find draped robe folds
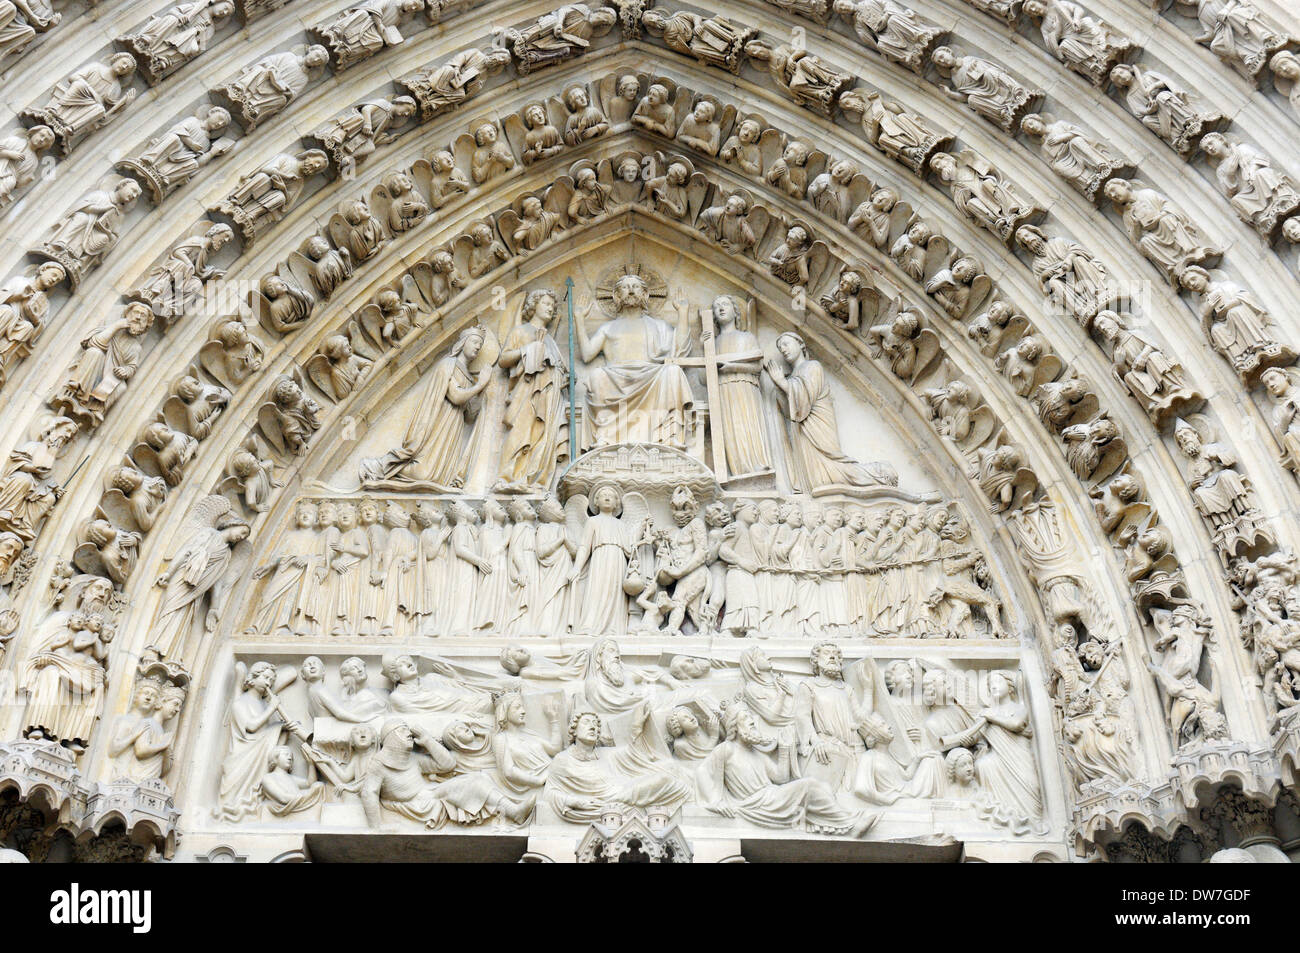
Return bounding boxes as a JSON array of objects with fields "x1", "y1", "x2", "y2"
[
  {"x1": 798, "y1": 679, "x2": 867, "y2": 792},
  {"x1": 1213, "y1": 143, "x2": 1296, "y2": 225},
  {"x1": 698, "y1": 740, "x2": 865, "y2": 833},
  {"x1": 717, "y1": 328, "x2": 772, "y2": 475},
  {"x1": 111, "y1": 714, "x2": 172, "y2": 781},
  {"x1": 359, "y1": 522, "x2": 387, "y2": 629},
  {"x1": 254, "y1": 527, "x2": 317, "y2": 633},
  {"x1": 360, "y1": 354, "x2": 477, "y2": 487},
  {"x1": 545, "y1": 746, "x2": 691, "y2": 822},
  {"x1": 329, "y1": 527, "x2": 366, "y2": 636},
  {"x1": 45, "y1": 191, "x2": 125, "y2": 259},
  {"x1": 444, "y1": 522, "x2": 479, "y2": 634},
  {"x1": 474, "y1": 519, "x2": 511, "y2": 632},
  {"x1": 153, "y1": 526, "x2": 237, "y2": 658},
  {"x1": 371, "y1": 749, "x2": 501, "y2": 827},
  {"x1": 415, "y1": 524, "x2": 450, "y2": 630},
  {"x1": 216, "y1": 690, "x2": 284, "y2": 821},
  {"x1": 1188, "y1": 452, "x2": 1251, "y2": 526},
  {"x1": 384, "y1": 525, "x2": 418, "y2": 638},
  {"x1": 499, "y1": 323, "x2": 568, "y2": 488},
  {"x1": 136, "y1": 117, "x2": 213, "y2": 185},
  {"x1": 24, "y1": 629, "x2": 106, "y2": 743},
  {"x1": 260, "y1": 766, "x2": 325, "y2": 817},
  {"x1": 903, "y1": 702, "x2": 970, "y2": 797},
  {"x1": 572, "y1": 513, "x2": 629, "y2": 636},
  {"x1": 301, "y1": 524, "x2": 339, "y2": 630},
  {"x1": 533, "y1": 521, "x2": 572, "y2": 634},
  {"x1": 780, "y1": 356, "x2": 891, "y2": 491},
  {"x1": 506, "y1": 521, "x2": 539, "y2": 635},
  {"x1": 740, "y1": 656, "x2": 800, "y2": 774},
  {"x1": 973, "y1": 703, "x2": 1043, "y2": 827},
  {"x1": 1203, "y1": 281, "x2": 1277, "y2": 365},
  {"x1": 0, "y1": 441, "x2": 57, "y2": 540},
  {"x1": 494, "y1": 727, "x2": 556, "y2": 796},
  {"x1": 387, "y1": 672, "x2": 494, "y2": 737},
  {"x1": 581, "y1": 642, "x2": 647, "y2": 713},
  {"x1": 721, "y1": 521, "x2": 760, "y2": 632},
  {"x1": 1123, "y1": 190, "x2": 1212, "y2": 275},
  {"x1": 581, "y1": 314, "x2": 694, "y2": 449},
  {"x1": 65, "y1": 324, "x2": 142, "y2": 414},
  {"x1": 952, "y1": 58, "x2": 1019, "y2": 120}
]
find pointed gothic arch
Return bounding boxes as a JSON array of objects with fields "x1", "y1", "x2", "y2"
[{"x1": 1, "y1": 0, "x2": 1298, "y2": 863}]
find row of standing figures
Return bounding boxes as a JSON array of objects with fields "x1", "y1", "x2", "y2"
[{"x1": 249, "y1": 492, "x2": 1006, "y2": 641}]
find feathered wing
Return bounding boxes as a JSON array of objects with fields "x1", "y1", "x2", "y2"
[{"x1": 563, "y1": 494, "x2": 589, "y2": 553}]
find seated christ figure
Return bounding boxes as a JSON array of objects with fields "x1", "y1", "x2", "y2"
[{"x1": 573, "y1": 274, "x2": 694, "y2": 449}]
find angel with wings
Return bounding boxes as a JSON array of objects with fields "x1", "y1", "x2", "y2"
[
  {"x1": 567, "y1": 485, "x2": 650, "y2": 637},
  {"x1": 151, "y1": 495, "x2": 250, "y2": 661}
]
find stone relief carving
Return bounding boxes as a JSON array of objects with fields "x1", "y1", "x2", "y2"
[
  {"x1": 0, "y1": 262, "x2": 63, "y2": 390},
  {"x1": 213, "y1": 45, "x2": 329, "y2": 132},
  {"x1": 1020, "y1": 113, "x2": 1132, "y2": 204},
  {"x1": 312, "y1": 97, "x2": 418, "y2": 169},
  {"x1": 931, "y1": 46, "x2": 1043, "y2": 132},
  {"x1": 312, "y1": 0, "x2": 424, "y2": 71},
  {"x1": 244, "y1": 490, "x2": 1004, "y2": 641},
  {"x1": 127, "y1": 224, "x2": 234, "y2": 327},
  {"x1": 33, "y1": 177, "x2": 142, "y2": 290},
  {"x1": 1177, "y1": 266, "x2": 1296, "y2": 385},
  {"x1": 745, "y1": 41, "x2": 852, "y2": 116},
  {"x1": 929, "y1": 151, "x2": 1042, "y2": 243},
  {"x1": 1093, "y1": 311, "x2": 1203, "y2": 428},
  {"x1": 840, "y1": 89, "x2": 952, "y2": 174},
  {"x1": 118, "y1": 106, "x2": 236, "y2": 203},
  {"x1": 207, "y1": 649, "x2": 1042, "y2": 837},
  {"x1": 151, "y1": 495, "x2": 249, "y2": 663},
  {"x1": 212, "y1": 150, "x2": 329, "y2": 244},
  {"x1": 497, "y1": 5, "x2": 617, "y2": 75},
  {"x1": 399, "y1": 46, "x2": 512, "y2": 121},
  {"x1": 641, "y1": 8, "x2": 755, "y2": 74},
  {"x1": 0, "y1": 125, "x2": 55, "y2": 213},
  {"x1": 22, "y1": 574, "x2": 117, "y2": 753},
  {"x1": 833, "y1": 0, "x2": 944, "y2": 74},
  {"x1": 1198, "y1": 134, "x2": 1300, "y2": 241},
  {"x1": 1174, "y1": 415, "x2": 1271, "y2": 560},
  {"x1": 22, "y1": 53, "x2": 138, "y2": 156},
  {"x1": 1022, "y1": 0, "x2": 1132, "y2": 86},
  {"x1": 50, "y1": 303, "x2": 154, "y2": 428},
  {"x1": 1109, "y1": 62, "x2": 1225, "y2": 156},
  {"x1": 0, "y1": 26, "x2": 1289, "y2": 858},
  {"x1": 0, "y1": 0, "x2": 59, "y2": 70},
  {"x1": 119, "y1": 0, "x2": 235, "y2": 84},
  {"x1": 1104, "y1": 178, "x2": 1222, "y2": 285},
  {"x1": 1261, "y1": 368, "x2": 1300, "y2": 476},
  {"x1": 108, "y1": 654, "x2": 189, "y2": 781},
  {"x1": 1191, "y1": 0, "x2": 1288, "y2": 83}
]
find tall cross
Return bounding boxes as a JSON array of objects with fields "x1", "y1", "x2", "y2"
[{"x1": 669, "y1": 305, "x2": 764, "y2": 484}]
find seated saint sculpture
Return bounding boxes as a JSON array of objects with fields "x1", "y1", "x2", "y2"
[
  {"x1": 544, "y1": 710, "x2": 691, "y2": 822},
  {"x1": 764, "y1": 331, "x2": 897, "y2": 492},
  {"x1": 698, "y1": 703, "x2": 878, "y2": 836},
  {"x1": 361, "y1": 718, "x2": 530, "y2": 828},
  {"x1": 573, "y1": 275, "x2": 694, "y2": 449}
]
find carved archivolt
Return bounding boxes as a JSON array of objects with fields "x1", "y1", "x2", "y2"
[{"x1": 0, "y1": 0, "x2": 1297, "y2": 861}]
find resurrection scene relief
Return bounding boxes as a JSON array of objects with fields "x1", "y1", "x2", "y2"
[{"x1": 3, "y1": 0, "x2": 1298, "y2": 864}]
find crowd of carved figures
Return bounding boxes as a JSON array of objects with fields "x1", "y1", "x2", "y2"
[
  {"x1": 209, "y1": 647, "x2": 1044, "y2": 837},
  {"x1": 0, "y1": 0, "x2": 1299, "y2": 859},
  {"x1": 0, "y1": 50, "x2": 1282, "y2": 796},
  {"x1": 244, "y1": 493, "x2": 1005, "y2": 642}
]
